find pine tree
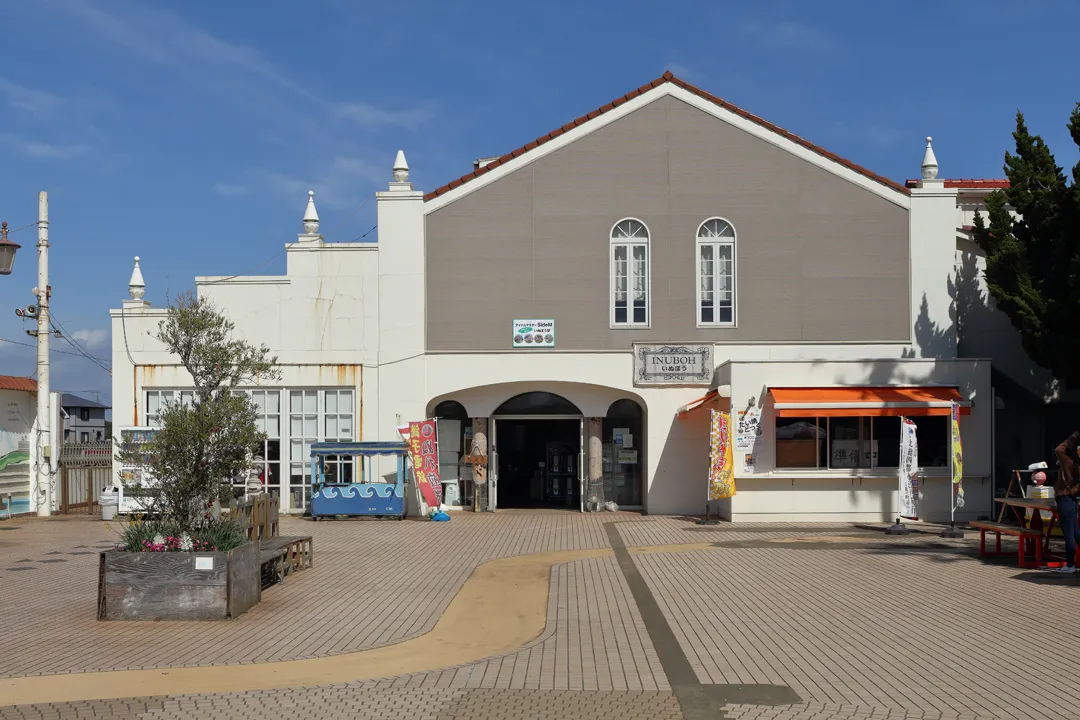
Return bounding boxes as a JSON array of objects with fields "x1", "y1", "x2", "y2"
[{"x1": 972, "y1": 103, "x2": 1080, "y2": 385}]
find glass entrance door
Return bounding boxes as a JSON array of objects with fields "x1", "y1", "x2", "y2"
[
  {"x1": 578, "y1": 418, "x2": 585, "y2": 512},
  {"x1": 488, "y1": 419, "x2": 498, "y2": 512}
]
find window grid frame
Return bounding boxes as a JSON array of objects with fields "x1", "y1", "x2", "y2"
[
  {"x1": 774, "y1": 415, "x2": 950, "y2": 471},
  {"x1": 609, "y1": 218, "x2": 652, "y2": 329},
  {"x1": 696, "y1": 217, "x2": 737, "y2": 328},
  {"x1": 144, "y1": 387, "x2": 356, "y2": 514}
]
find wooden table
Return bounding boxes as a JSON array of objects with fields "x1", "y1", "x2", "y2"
[{"x1": 982, "y1": 497, "x2": 1071, "y2": 568}]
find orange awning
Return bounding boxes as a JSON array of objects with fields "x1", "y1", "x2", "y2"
[
  {"x1": 676, "y1": 390, "x2": 730, "y2": 419},
  {"x1": 770, "y1": 387, "x2": 970, "y2": 418}
]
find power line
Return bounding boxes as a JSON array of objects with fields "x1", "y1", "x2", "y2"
[
  {"x1": 325, "y1": 193, "x2": 373, "y2": 235},
  {"x1": 196, "y1": 249, "x2": 288, "y2": 286},
  {"x1": 49, "y1": 314, "x2": 111, "y2": 365},
  {"x1": 0, "y1": 336, "x2": 110, "y2": 364},
  {"x1": 4, "y1": 221, "x2": 37, "y2": 235},
  {"x1": 49, "y1": 318, "x2": 112, "y2": 374}
]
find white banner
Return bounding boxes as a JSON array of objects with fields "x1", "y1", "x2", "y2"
[
  {"x1": 736, "y1": 405, "x2": 763, "y2": 473},
  {"x1": 898, "y1": 417, "x2": 919, "y2": 519}
]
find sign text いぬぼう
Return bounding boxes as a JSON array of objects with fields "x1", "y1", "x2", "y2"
[{"x1": 633, "y1": 344, "x2": 713, "y2": 386}]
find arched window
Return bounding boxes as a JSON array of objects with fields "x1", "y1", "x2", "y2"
[
  {"x1": 432, "y1": 400, "x2": 469, "y2": 421},
  {"x1": 610, "y1": 219, "x2": 650, "y2": 326},
  {"x1": 493, "y1": 392, "x2": 582, "y2": 416},
  {"x1": 697, "y1": 218, "x2": 736, "y2": 326}
]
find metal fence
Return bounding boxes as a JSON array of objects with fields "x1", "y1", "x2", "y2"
[{"x1": 58, "y1": 442, "x2": 113, "y2": 515}]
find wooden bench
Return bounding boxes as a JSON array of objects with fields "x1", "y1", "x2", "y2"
[
  {"x1": 970, "y1": 520, "x2": 1045, "y2": 568},
  {"x1": 232, "y1": 495, "x2": 313, "y2": 588},
  {"x1": 257, "y1": 535, "x2": 313, "y2": 588}
]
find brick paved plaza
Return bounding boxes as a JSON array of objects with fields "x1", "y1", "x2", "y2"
[{"x1": 0, "y1": 511, "x2": 1077, "y2": 719}]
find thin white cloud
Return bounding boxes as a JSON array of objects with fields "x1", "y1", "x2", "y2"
[
  {"x1": 0, "y1": 133, "x2": 91, "y2": 159},
  {"x1": 71, "y1": 328, "x2": 109, "y2": 349},
  {"x1": 260, "y1": 155, "x2": 383, "y2": 210},
  {"x1": 666, "y1": 64, "x2": 700, "y2": 82},
  {"x1": 857, "y1": 124, "x2": 906, "y2": 150},
  {"x1": 44, "y1": 0, "x2": 429, "y2": 130},
  {"x1": 739, "y1": 19, "x2": 838, "y2": 53},
  {"x1": 337, "y1": 103, "x2": 433, "y2": 130},
  {"x1": 0, "y1": 77, "x2": 63, "y2": 117},
  {"x1": 213, "y1": 182, "x2": 252, "y2": 198},
  {"x1": 829, "y1": 122, "x2": 907, "y2": 151}
]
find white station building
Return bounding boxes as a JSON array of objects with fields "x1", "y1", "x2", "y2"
[{"x1": 112, "y1": 72, "x2": 1051, "y2": 522}]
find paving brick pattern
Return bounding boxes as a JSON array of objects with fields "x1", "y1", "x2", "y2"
[
  {"x1": 0, "y1": 512, "x2": 613, "y2": 677},
  {"x1": 634, "y1": 541, "x2": 1080, "y2": 720},
  {"x1": 3, "y1": 513, "x2": 1079, "y2": 719}
]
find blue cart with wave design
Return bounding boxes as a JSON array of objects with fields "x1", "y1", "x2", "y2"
[{"x1": 309, "y1": 441, "x2": 409, "y2": 520}]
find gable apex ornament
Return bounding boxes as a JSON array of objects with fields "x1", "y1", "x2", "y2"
[
  {"x1": 921, "y1": 136, "x2": 939, "y2": 180},
  {"x1": 128, "y1": 256, "x2": 146, "y2": 300},
  {"x1": 303, "y1": 190, "x2": 320, "y2": 234},
  {"x1": 393, "y1": 150, "x2": 409, "y2": 183}
]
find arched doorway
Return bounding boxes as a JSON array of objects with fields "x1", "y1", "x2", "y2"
[
  {"x1": 431, "y1": 401, "x2": 471, "y2": 509},
  {"x1": 492, "y1": 392, "x2": 583, "y2": 510},
  {"x1": 494, "y1": 392, "x2": 582, "y2": 416},
  {"x1": 603, "y1": 399, "x2": 645, "y2": 507}
]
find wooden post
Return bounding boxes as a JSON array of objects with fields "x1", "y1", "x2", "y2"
[
  {"x1": 471, "y1": 417, "x2": 488, "y2": 512},
  {"x1": 60, "y1": 466, "x2": 69, "y2": 514},
  {"x1": 588, "y1": 417, "x2": 603, "y2": 510}
]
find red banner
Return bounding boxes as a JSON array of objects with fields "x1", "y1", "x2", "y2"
[{"x1": 405, "y1": 420, "x2": 443, "y2": 508}]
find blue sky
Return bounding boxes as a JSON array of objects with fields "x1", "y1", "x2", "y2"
[{"x1": 1, "y1": 0, "x2": 1078, "y2": 407}]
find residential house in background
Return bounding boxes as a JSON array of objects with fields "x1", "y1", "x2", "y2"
[
  {"x1": 61, "y1": 394, "x2": 110, "y2": 443},
  {"x1": 0, "y1": 376, "x2": 36, "y2": 517}
]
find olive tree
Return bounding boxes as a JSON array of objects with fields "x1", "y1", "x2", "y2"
[{"x1": 118, "y1": 292, "x2": 278, "y2": 531}]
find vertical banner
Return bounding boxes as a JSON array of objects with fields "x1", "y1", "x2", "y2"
[
  {"x1": 735, "y1": 405, "x2": 762, "y2": 474},
  {"x1": 898, "y1": 417, "x2": 919, "y2": 520},
  {"x1": 950, "y1": 404, "x2": 965, "y2": 508},
  {"x1": 405, "y1": 419, "x2": 443, "y2": 508},
  {"x1": 708, "y1": 409, "x2": 736, "y2": 500}
]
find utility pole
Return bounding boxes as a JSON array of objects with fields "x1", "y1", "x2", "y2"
[{"x1": 35, "y1": 191, "x2": 51, "y2": 517}]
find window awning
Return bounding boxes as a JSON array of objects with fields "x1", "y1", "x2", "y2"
[
  {"x1": 769, "y1": 386, "x2": 970, "y2": 418},
  {"x1": 676, "y1": 387, "x2": 731, "y2": 419}
]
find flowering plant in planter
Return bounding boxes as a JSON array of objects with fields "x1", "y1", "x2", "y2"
[
  {"x1": 142, "y1": 533, "x2": 217, "y2": 552},
  {"x1": 116, "y1": 514, "x2": 248, "y2": 552}
]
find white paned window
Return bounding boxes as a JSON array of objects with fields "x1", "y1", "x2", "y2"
[
  {"x1": 232, "y1": 390, "x2": 282, "y2": 498},
  {"x1": 697, "y1": 218, "x2": 736, "y2": 326},
  {"x1": 289, "y1": 389, "x2": 355, "y2": 511},
  {"x1": 610, "y1": 219, "x2": 650, "y2": 326},
  {"x1": 144, "y1": 390, "x2": 193, "y2": 427}
]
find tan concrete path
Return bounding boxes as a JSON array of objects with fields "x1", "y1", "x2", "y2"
[{"x1": 0, "y1": 547, "x2": 616, "y2": 706}]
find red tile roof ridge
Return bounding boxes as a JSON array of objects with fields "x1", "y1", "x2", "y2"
[{"x1": 424, "y1": 71, "x2": 910, "y2": 202}]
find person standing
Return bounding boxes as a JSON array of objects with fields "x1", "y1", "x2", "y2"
[{"x1": 1054, "y1": 431, "x2": 1080, "y2": 573}]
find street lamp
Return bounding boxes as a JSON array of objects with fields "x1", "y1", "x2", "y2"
[{"x1": 0, "y1": 222, "x2": 20, "y2": 275}]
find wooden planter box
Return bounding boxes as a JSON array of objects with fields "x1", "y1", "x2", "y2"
[{"x1": 98, "y1": 543, "x2": 260, "y2": 621}]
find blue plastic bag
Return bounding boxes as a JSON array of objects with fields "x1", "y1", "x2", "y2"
[{"x1": 431, "y1": 510, "x2": 451, "y2": 522}]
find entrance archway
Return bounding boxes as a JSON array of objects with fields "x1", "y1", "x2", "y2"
[
  {"x1": 493, "y1": 392, "x2": 582, "y2": 416},
  {"x1": 492, "y1": 392, "x2": 583, "y2": 510}
]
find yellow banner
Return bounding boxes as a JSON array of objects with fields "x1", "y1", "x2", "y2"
[
  {"x1": 708, "y1": 409, "x2": 736, "y2": 500},
  {"x1": 951, "y1": 403, "x2": 964, "y2": 508}
]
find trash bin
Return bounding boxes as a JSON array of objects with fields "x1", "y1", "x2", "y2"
[{"x1": 99, "y1": 487, "x2": 119, "y2": 521}]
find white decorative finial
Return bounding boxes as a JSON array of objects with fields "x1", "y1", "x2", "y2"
[
  {"x1": 303, "y1": 190, "x2": 320, "y2": 234},
  {"x1": 128, "y1": 256, "x2": 145, "y2": 300},
  {"x1": 921, "y1": 136, "x2": 939, "y2": 180},
  {"x1": 393, "y1": 150, "x2": 409, "y2": 183}
]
